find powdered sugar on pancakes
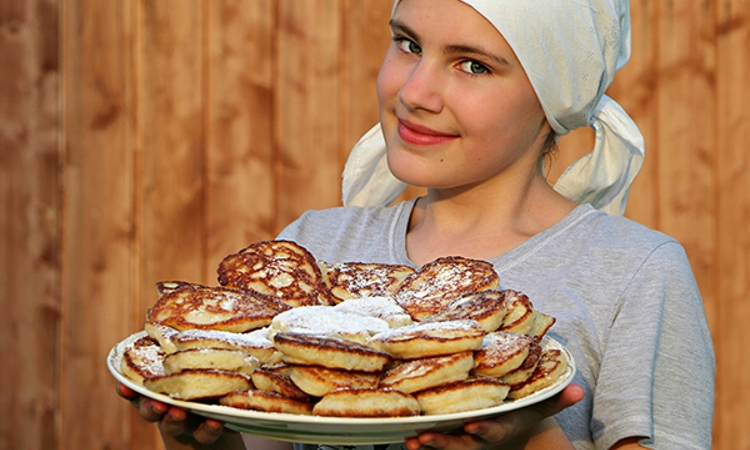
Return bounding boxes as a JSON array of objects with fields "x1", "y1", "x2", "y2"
[
  {"x1": 332, "y1": 296, "x2": 414, "y2": 328},
  {"x1": 368, "y1": 319, "x2": 486, "y2": 359},
  {"x1": 395, "y1": 256, "x2": 500, "y2": 321},
  {"x1": 270, "y1": 305, "x2": 391, "y2": 343}
]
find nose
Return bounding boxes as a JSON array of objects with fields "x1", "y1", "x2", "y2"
[{"x1": 398, "y1": 60, "x2": 444, "y2": 113}]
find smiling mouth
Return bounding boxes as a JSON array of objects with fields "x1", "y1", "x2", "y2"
[{"x1": 397, "y1": 119, "x2": 459, "y2": 146}]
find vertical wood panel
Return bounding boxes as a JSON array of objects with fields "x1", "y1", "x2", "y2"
[
  {"x1": 275, "y1": 0, "x2": 344, "y2": 228},
  {"x1": 656, "y1": 0, "x2": 718, "y2": 322},
  {"x1": 714, "y1": 0, "x2": 750, "y2": 447},
  {"x1": 4, "y1": 1, "x2": 750, "y2": 449},
  {"x1": 138, "y1": 0, "x2": 206, "y2": 292},
  {"x1": 205, "y1": 0, "x2": 277, "y2": 272},
  {"x1": 339, "y1": 0, "x2": 391, "y2": 153},
  {"x1": 60, "y1": 0, "x2": 139, "y2": 448},
  {"x1": 612, "y1": 0, "x2": 659, "y2": 227},
  {"x1": 0, "y1": 0, "x2": 61, "y2": 449}
]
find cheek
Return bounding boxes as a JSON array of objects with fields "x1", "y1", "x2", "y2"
[
  {"x1": 468, "y1": 94, "x2": 546, "y2": 147},
  {"x1": 376, "y1": 49, "x2": 410, "y2": 108},
  {"x1": 376, "y1": 63, "x2": 396, "y2": 108}
]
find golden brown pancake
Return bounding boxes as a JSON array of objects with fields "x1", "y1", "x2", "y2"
[
  {"x1": 332, "y1": 296, "x2": 414, "y2": 328},
  {"x1": 501, "y1": 339, "x2": 543, "y2": 387},
  {"x1": 380, "y1": 351, "x2": 475, "y2": 394},
  {"x1": 368, "y1": 319, "x2": 486, "y2": 359},
  {"x1": 250, "y1": 368, "x2": 311, "y2": 401},
  {"x1": 395, "y1": 256, "x2": 500, "y2": 321},
  {"x1": 507, "y1": 348, "x2": 568, "y2": 399},
  {"x1": 217, "y1": 240, "x2": 332, "y2": 308},
  {"x1": 527, "y1": 310, "x2": 556, "y2": 338},
  {"x1": 289, "y1": 365, "x2": 379, "y2": 397},
  {"x1": 320, "y1": 261, "x2": 415, "y2": 302},
  {"x1": 499, "y1": 290, "x2": 535, "y2": 335},
  {"x1": 167, "y1": 327, "x2": 281, "y2": 365},
  {"x1": 162, "y1": 347, "x2": 260, "y2": 375},
  {"x1": 269, "y1": 305, "x2": 390, "y2": 344},
  {"x1": 120, "y1": 336, "x2": 166, "y2": 384},
  {"x1": 273, "y1": 332, "x2": 391, "y2": 373},
  {"x1": 220, "y1": 390, "x2": 314, "y2": 415},
  {"x1": 144, "y1": 369, "x2": 253, "y2": 400},
  {"x1": 415, "y1": 376, "x2": 510, "y2": 415},
  {"x1": 313, "y1": 388, "x2": 421, "y2": 417},
  {"x1": 472, "y1": 331, "x2": 536, "y2": 378},
  {"x1": 422, "y1": 290, "x2": 507, "y2": 332},
  {"x1": 146, "y1": 282, "x2": 288, "y2": 333}
]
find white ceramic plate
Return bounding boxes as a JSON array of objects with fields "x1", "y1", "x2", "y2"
[{"x1": 108, "y1": 331, "x2": 576, "y2": 445}]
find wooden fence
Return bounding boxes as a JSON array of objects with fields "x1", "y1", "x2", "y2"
[{"x1": 1, "y1": 0, "x2": 748, "y2": 448}]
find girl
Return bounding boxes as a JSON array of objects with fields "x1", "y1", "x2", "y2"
[{"x1": 119, "y1": 0, "x2": 714, "y2": 448}]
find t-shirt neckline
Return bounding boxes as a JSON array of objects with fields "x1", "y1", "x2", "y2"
[{"x1": 391, "y1": 199, "x2": 598, "y2": 268}]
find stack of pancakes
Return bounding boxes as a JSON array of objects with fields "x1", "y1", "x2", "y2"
[{"x1": 120, "y1": 240, "x2": 568, "y2": 417}]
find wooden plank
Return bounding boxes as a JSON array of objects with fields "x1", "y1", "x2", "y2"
[
  {"x1": 138, "y1": 0, "x2": 206, "y2": 291},
  {"x1": 611, "y1": 0, "x2": 659, "y2": 227},
  {"x1": 0, "y1": 0, "x2": 61, "y2": 449},
  {"x1": 714, "y1": 1, "x2": 750, "y2": 448},
  {"x1": 59, "y1": 0, "x2": 144, "y2": 448},
  {"x1": 205, "y1": 0, "x2": 276, "y2": 271},
  {"x1": 339, "y1": 0, "x2": 391, "y2": 154},
  {"x1": 274, "y1": 0, "x2": 344, "y2": 229},
  {"x1": 655, "y1": 0, "x2": 717, "y2": 312},
  {"x1": 656, "y1": 3, "x2": 719, "y2": 445},
  {"x1": 128, "y1": 1, "x2": 208, "y2": 446}
]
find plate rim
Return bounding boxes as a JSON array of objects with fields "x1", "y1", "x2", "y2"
[{"x1": 108, "y1": 330, "x2": 576, "y2": 444}]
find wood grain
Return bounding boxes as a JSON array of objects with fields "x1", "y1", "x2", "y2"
[
  {"x1": 0, "y1": 0, "x2": 61, "y2": 449},
  {"x1": 714, "y1": 0, "x2": 750, "y2": 447},
  {"x1": 274, "y1": 0, "x2": 344, "y2": 228},
  {"x1": 205, "y1": 0, "x2": 277, "y2": 276},
  {"x1": 3, "y1": 1, "x2": 750, "y2": 449},
  {"x1": 60, "y1": 0, "x2": 143, "y2": 448}
]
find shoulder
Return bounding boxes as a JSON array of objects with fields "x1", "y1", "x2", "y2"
[
  {"x1": 573, "y1": 206, "x2": 687, "y2": 266},
  {"x1": 503, "y1": 206, "x2": 697, "y2": 310},
  {"x1": 275, "y1": 201, "x2": 413, "y2": 263},
  {"x1": 279, "y1": 202, "x2": 407, "y2": 239}
]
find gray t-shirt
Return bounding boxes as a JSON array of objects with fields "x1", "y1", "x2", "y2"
[{"x1": 278, "y1": 201, "x2": 714, "y2": 450}]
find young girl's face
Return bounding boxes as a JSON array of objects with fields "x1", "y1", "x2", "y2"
[{"x1": 377, "y1": 0, "x2": 550, "y2": 193}]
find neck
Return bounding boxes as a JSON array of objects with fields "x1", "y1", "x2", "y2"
[{"x1": 406, "y1": 173, "x2": 577, "y2": 265}]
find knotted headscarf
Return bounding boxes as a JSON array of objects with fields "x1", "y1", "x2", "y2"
[{"x1": 342, "y1": 0, "x2": 644, "y2": 216}]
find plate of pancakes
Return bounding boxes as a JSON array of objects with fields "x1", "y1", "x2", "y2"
[
  {"x1": 107, "y1": 240, "x2": 577, "y2": 445},
  {"x1": 108, "y1": 331, "x2": 575, "y2": 445}
]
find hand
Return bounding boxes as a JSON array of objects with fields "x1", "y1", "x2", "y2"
[
  {"x1": 404, "y1": 384, "x2": 584, "y2": 450},
  {"x1": 116, "y1": 383, "x2": 227, "y2": 445}
]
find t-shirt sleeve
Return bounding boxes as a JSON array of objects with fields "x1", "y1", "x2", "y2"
[{"x1": 592, "y1": 241, "x2": 715, "y2": 450}]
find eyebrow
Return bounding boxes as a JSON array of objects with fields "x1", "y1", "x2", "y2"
[{"x1": 389, "y1": 19, "x2": 511, "y2": 67}]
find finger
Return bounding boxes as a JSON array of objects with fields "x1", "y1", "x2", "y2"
[
  {"x1": 192, "y1": 419, "x2": 225, "y2": 445},
  {"x1": 159, "y1": 406, "x2": 189, "y2": 436},
  {"x1": 116, "y1": 383, "x2": 137, "y2": 399},
  {"x1": 406, "y1": 432, "x2": 483, "y2": 450},
  {"x1": 521, "y1": 384, "x2": 584, "y2": 419},
  {"x1": 116, "y1": 384, "x2": 143, "y2": 410},
  {"x1": 463, "y1": 384, "x2": 584, "y2": 443},
  {"x1": 139, "y1": 397, "x2": 169, "y2": 423},
  {"x1": 558, "y1": 384, "x2": 585, "y2": 407}
]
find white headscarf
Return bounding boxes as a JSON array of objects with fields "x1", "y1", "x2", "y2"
[{"x1": 342, "y1": 0, "x2": 645, "y2": 216}]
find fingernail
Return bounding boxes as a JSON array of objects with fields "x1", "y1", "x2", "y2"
[
  {"x1": 206, "y1": 421, "x2": 222, "y2": 432},
  {"x1": 151, "y1": 402, "x2": 167, "y2": 414}
]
